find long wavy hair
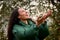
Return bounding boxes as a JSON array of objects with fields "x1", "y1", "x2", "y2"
[{"x1": 7, "y1": 8, "x2": 20, "y2": 40}]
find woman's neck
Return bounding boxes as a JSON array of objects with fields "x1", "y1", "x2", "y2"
[{"x1": 20, "y1": 19, "x2": 28, "y2": 24}]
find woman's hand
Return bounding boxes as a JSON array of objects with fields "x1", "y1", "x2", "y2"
[
  {"x1": 43, "y1": 10, "x2": 52, "y2": 19},
  {"x1": 36, "y1": 10, "x2": 52, "y2": 26}
]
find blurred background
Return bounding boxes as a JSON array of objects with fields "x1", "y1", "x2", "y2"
[{"x1": 0, "y1": 0, "x2": 60, "y2": 40}]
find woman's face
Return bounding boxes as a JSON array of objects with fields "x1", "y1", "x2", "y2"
[{"x1": 18, "y1": 8, "x2": 30, "y2": 20}]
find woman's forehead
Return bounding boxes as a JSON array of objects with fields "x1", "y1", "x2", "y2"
[{"x1": 18, "y1": 8, "x2": 25, "y2": 12}]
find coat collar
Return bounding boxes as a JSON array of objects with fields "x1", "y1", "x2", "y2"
[{"x1": 19, "y1": 19, "x2": 34, "y2": 26}]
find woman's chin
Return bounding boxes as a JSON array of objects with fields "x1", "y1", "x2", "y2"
[{"x1": 26, "y1": 17, "x2": 31, "y2": 19}]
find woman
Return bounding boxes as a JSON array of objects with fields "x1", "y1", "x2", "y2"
[{"x1": 7, "y1": 8, "x2": 52, "y2": 40}]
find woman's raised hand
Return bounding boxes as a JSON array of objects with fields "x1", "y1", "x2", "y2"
[{"x1": 36, "y1": 10, "x2": 53, "y2": 26}]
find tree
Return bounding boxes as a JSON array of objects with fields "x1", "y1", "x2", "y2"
[{"x1": 0, "y1": 0, "x2": 60, "y2": 40}]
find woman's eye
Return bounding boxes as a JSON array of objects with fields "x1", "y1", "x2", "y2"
[{"x1": 22, "y1": 11, "x2": 25, "y2": 12}]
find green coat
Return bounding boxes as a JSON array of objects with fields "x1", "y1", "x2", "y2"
[{"x1": 12, "y1": 19, "x2": 49, "y2": 40}]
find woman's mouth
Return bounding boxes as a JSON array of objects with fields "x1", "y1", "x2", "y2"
[{"x1": 26, "y1": 14, "x2": 29, "y2": 16}]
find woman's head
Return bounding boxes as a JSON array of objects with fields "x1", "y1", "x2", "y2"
[
  {"x1": 8, "y1": 8, "x2": 30, "y2": 40},
  {"x1": 18, "y1": 8, "x2": 30, "y2": 20}
]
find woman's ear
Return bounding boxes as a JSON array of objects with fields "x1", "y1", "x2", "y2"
[{"x1": 18, "y1": 16, "x2": 21, "y2": 19}]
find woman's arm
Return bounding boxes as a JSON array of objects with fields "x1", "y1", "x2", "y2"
[{"x1": 38, "y1": 21, "x2": 49, "y2": 39}]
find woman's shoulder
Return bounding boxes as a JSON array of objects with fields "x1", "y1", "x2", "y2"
[
  {"x1": 13, "y1": 24, "x2": 20, "y2": 27},
  {"x1": 12, "y1": 24, "x2": 25, "y2": 33},
  {"x1": 13, "y1": 24, "x2": 22, "y2": 30}
]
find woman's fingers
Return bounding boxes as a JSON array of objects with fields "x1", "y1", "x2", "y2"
[{"x1": 47, "y1": 10, "x2": 53, "y2": 16}]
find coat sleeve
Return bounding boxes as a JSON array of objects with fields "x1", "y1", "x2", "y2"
[
  {"x1": 12, "y1": 25, "x2": 23, "y2": 40},
  {"x1": 12, "y1": 28, "x2": 20, "y2": 40},
  {"x1": 38, "y1": 21, "x2": 49, "y2": 39}
]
